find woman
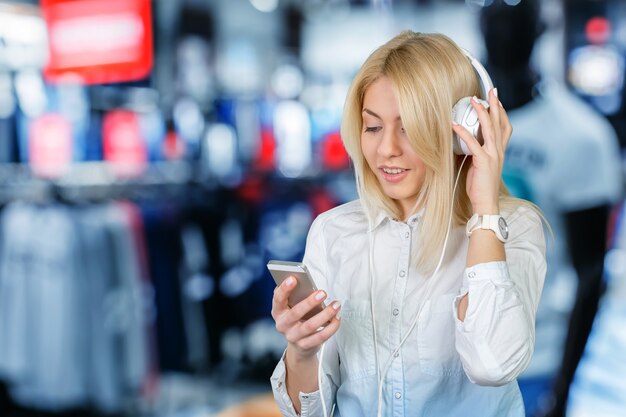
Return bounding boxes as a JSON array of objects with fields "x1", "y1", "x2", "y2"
[{"x1": 270, "y1": 31, "x2": 547, "y2": 417}]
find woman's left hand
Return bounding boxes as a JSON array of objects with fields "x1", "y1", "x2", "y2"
[{"x1": 452, "y1": 88, "x2": 512, "y2": 214}]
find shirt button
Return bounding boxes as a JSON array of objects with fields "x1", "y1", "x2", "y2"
[
  {"x1": 395, "y1": 392, "x2": 402, "y2": 399},
  {"x1": 399, "y1": 270, "x2": 406, "y2": 277},
  {"x1": 468, "y1": 271, "x2": 476, "y2": 278},
  {"x1": 393, "y1": 308, "x2": 399, "y2": 316},
  {"x1": 278, "y1": 381, "x2": 282, "y2": 387},
  {"x1": 404, "y1": 231, "x2": 409, "y2": 238},
  {"x1": 394, "y1": 351, "x2": 399, "y2": 358}
]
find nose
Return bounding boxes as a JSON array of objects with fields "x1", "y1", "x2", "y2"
[{"x1": 377, "y1": 129, "x2": 402, "y2": 158}]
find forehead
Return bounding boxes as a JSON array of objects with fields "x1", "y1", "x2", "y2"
[{"x1": 362, "y1": 76, "x2": 401, "y2": 118}]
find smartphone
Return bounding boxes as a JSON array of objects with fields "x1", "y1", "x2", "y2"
[{"x1": 267, "y1": 260, "x2": 325, "y2": 320}]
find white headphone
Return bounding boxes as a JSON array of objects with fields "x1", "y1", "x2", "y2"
[{"x1": 452, "y1": 48, "x2": 494, "y2": 155}]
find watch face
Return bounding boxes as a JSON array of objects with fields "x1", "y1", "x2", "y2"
[{"x1": 498, "y1": 217, "x2": 509, "y2": 239}]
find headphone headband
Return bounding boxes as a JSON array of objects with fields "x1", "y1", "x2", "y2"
[
  {"x1": 451, "y1": 48, "x2": 495, "y2": 155},
  {"x1": 460, "y1": 48, "x2": 494, "y2": 98}
]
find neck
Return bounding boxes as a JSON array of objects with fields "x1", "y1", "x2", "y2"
[{"x1": 399, "y1": 201, "x2": 424, "y2": 223}]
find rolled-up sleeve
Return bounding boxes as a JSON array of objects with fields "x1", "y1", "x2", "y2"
[
  {"x1": 270, "y1": 214, "x2": 341, "y2": 416},
  {"x1": 270, "y1": 340, "x2": 340, "y2": 417},
  {"x1": 270, "y1": 351, "x2": 296, "y2": 415},
  {"x1": 454, "y1": 206, "x2": 547, "y2": 386}
]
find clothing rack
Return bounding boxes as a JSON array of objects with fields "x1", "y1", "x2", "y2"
[{"x1": 0, "y1": 161, "x2": 196, "y2": 203}]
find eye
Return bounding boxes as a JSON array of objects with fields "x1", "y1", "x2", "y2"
[{"x1": 364, "y1": 126, "x2": 382, "y2": 133}]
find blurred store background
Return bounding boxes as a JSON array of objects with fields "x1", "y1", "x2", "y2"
[{"x1": 0, "y1": 0, "x2": 624, "y2": 416}]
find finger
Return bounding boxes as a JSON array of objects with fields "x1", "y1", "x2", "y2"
[
  {"x1": 470, "y1": 96, "x2": 496, "y2": 151},
  {"x1": 285, "y1": 301, "x2": 340, "y2": 342},
  {"x1": 297, "y1": 317, "x2": 342, "y2": 351},
  {"x1": 297, "y1": 301, "x2": 342, "y2": 338},
  {"x1": 271, "y1": 276, "x2": 297, "y2": 317},
  {"x1": 452, "y1": 122, "x2": 484, "y2": 156},
  {"x1": 287, "y1": 289, "x2": 328, "y2": 323},
  {"x1": 498, "y1": 104, "x2": 513, "y2": 150},
  {"x1": 488, "y1": 88, "x2": 502, "y2": 152}
]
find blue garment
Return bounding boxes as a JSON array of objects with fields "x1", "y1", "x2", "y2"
[
  {"x1": 567, "y1": 203, "x2": 626, "y2": 417},
  {"x1": 0, "y1": 202, "x2": 150, "y2": 413},
  {"x1": 0, "y1": 203, "x2": 88, "y2": 410}
]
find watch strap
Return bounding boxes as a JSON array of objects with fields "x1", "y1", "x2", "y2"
[{"x1": 466, "y1": 213, "x2": 507, "y2": 242}]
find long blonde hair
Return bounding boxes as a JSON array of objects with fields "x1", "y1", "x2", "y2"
[{"x1": 341, "y1": 31, "x2": 526, "y2": 273}]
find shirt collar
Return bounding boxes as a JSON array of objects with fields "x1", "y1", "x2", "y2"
[{"x1": 368, "y1": 206, "x2": 425, "y2": 232}]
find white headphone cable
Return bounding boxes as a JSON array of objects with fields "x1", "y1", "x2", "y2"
[
  {"x1": 323, "y1": 218, "x2": 382, "y2": 417},
  {"x1": 318, "y1": 341, "x2": 329, "y2": 417},
  {"x1": 373, "y1": 155, "x2": 469, "y2": 417},
  {"x1": 369, "y1": 226, "x2": 382, "y2": 383}
]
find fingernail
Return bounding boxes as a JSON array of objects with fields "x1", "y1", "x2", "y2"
[
  {"x1": 452, "y1": 120, "x2": 459, "y2": 126},
  {"x1": 493, "y1": 88, "x2": 498, "y2": 98},
  {"x1": 332, "y1": 301, "x2": 341, "y2": 310},
  {"x1": 471, "y1": 96, "x2": 479, "y2": 104},
  {"x1": 499, "y1": 101, "x2": 504, "y2": 108},
  {"x1": 285, "y1": 276, "x2": 295, "y2": 286},
  {"x1": 315, "y1": 291, "x2": 326, "y2": 301}
]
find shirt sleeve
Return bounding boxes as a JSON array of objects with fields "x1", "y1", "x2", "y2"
[
  {"x1": 453, "y1": 205, "x2": 547, "y2": 386},
  {"x1": 269, "y1": 214, "x2": 341, "y2": 416},
  {"x1": 270, "y1": 339, "x2": 340, "y2": 417}
]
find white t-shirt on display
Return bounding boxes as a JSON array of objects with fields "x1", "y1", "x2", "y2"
[{"x1": 504, "y1": 81, "x2": 623, "y2": 378}]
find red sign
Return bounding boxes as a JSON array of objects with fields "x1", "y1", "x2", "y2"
[
  {"x1": 29, "y1": 113, "x2": 73, "y2": 179},
  {"x1": 254, "y1": 128, "x2": 277, "y2": 171},
  {"x1": 41, "y1": 0, "x2": 153, "y2": 84},
  {"x1": 102, "y1": 110, "x2": 148, "y2": 177},
  {"x1": 586, "y1": 17, "x2": 611, "y2": 45},
  {"x1": 321, "y1": 132, "x2": 349, "y2": 170}
]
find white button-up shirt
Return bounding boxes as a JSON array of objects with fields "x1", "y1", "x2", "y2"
[{"x1": 271, "y1": 200, "x2": 547, "y2": 417}]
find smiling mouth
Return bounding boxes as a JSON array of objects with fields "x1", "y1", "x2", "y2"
[{"x1": 381, "y1": 168, "x2": 407, "y2": 174}]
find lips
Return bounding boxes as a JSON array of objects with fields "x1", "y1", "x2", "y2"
[{"x1": 379, "y1": 166, "x2": 409, "y2": 183}]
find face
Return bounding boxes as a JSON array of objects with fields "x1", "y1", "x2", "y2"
[{"x1": 361, "y1": 76, "x2": 427, "y2": 219}]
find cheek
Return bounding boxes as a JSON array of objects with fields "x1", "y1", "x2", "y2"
[
  {"x1": 403, "y1": 144, "x2": 426, "y2": 170},
  {"x1": 413, "y1": 164, "x2": 427, "y2": 189},
  {"x1": 414, "y1": 158, "x2": 426, "y2": 173}
]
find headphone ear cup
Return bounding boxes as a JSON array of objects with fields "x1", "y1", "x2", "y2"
[{"x1": 451, "y1": 96, "x2": 489, "y2": 155}]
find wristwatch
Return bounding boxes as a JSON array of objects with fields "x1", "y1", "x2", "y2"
[{"x1": 466, "y1": 213, "x2": 509, "y2": 243}]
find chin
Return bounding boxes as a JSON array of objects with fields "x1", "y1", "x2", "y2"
[{"x1": 382, "y1": 188, "x2": 415, "y2": 201}]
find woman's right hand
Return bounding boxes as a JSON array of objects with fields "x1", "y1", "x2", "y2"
[{"x1": 271, "y1": 276, "x2": 342, "y2": 361}]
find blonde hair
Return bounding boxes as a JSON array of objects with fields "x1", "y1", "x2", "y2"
[{"x1": 341, "y1": 31, "x2": 533, "y2": 273}]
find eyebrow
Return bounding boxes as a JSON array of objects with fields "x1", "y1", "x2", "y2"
[{"x1": 362, "y1": 108, "x2": 402, "y2": 121}]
